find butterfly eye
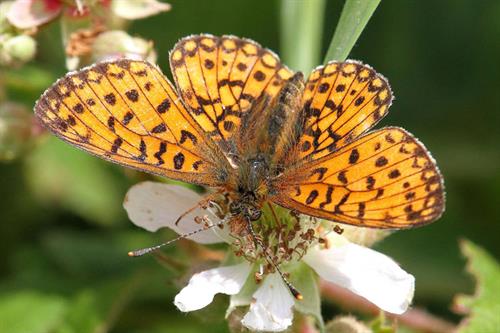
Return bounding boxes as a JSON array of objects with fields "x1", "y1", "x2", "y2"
[
  {"x1": 229, "y1": 201, "x2": 242, "y2": 215},
  {"x1": 247, "y1": 207, "x2": 262, "y2": 221}
]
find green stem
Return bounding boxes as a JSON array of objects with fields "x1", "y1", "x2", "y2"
[
  {"x1": 280, "y1": 0, "x2": 326, "y2": 74},
  {"x1": 323, "y1": 0, "x2": 381, "y2": 62}
]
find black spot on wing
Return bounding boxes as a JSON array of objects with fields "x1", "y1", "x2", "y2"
[
  {"x1": 154, "y1": 142, "x2": 167, "y2": 165},
  {"x1": 104, "y1": 93, "x2": 116, "y2": 105},
  {"x1": 306, "y1": 190, "x2": 319, "y2": 204},
  {"x1": 151, "y1": 123, "x2": 167, "y2": 133},
  {"x1": 125, "y1": 89, "x2": 139, "y2": 102},
  {"x1": 173, "y1": 152, "x2": 185, "y2": 170},
  {"x1": 180, "y1": 130, "x2": 198, "y2": 144},
  {"x1": 111, "y1": 138, "x2": 122, "y2": 153}
]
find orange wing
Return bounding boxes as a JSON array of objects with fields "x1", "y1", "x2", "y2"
[
  {"x1": 272, "y1": 128, "x2": 445, "y2": 228},
  {"x1": 35, "y1": 59, "x2": 229, "y2": 187},
  {"x1": 298, "y1": 61, "x2": 392, "y2": 160},
  {"x1": 169, "y1": 34, "x2": 294, "y2": 149}
]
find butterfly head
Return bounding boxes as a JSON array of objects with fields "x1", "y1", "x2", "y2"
[{"x1": 229, "y1": 196, "x2": 262, "y2": 222}]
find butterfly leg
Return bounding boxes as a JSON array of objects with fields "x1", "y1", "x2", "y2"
[{"x1": 267, "y1": 202, "x2": 282, "y2": 228}]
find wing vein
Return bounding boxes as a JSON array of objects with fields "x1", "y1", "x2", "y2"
[{"x1": 63, "y1": 79, "x2": 138, "y2": 158}]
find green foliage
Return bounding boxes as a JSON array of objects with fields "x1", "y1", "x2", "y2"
[
  {"x1": 0, "y1": 228, "x2": 189, "y2": 333},
  {"x1": 455, "y1": 239, "x2": 500, "y2": 333},
  {"x1": 2, "y1": 65, "x2": 57, "y2": 103},
  {"x1": 25, "y1": 137, "x2": 129, "y2": 226},
  {"x1": 0, "y1": 291, "x2": 67, "y2": 333},
  {"x1": 324, "y1": 0, "x2": 381, "y2": 62},
  {"x1": 280, "y1": 0, "x2": 326, "y2": 74}
]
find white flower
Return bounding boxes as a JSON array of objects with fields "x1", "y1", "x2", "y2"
[
  {"x1": 6, "y1": 0, "x2": 171, "y2": 30},
  {"x1": 303, "y1": 236, "x2": 415, "y2": 315},
  {"x1": 124, "y1": 181, "x2": 227, "y2": 244},
  {"x1": 174, "y1": 262, "x2": 252, "y2": 312},
  {"x1": 241, "y1": 273, "x2": 295, "y2": 332},
  {"x1": 111, "y1": 0, "x2": 171, "y2": 20},
  {"x1": 124, "y1": 181, "x2": 415, "y2": 331}
]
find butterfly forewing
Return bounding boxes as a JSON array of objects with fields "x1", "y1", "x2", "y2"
[
  {"x1": 272, "y1": 127, "x2": 444, "y2": 228},
  {"x1": 169, "y1": 34, "x2": 294, "y2": 148},
  {"x1": 35, "y1": 59, "x2": 226, "y2": 186},
  {"x1": 299, "y1": 61, "x2": 392, "y2": 161}
]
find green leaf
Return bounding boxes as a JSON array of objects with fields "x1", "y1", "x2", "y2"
[
  {"x1": 56, "y1": 289, "x2": 102, "y2": 333},
  {"x1": 40, "y1": 230, "x2": 145, "y2": 278},
  {"x1": 3, "y1": 65, "x2": 57, "y2": 101},
  {"x1": 280, "y1": 0, "x2": 326, "y2": 74},
  {"x1": 324, "y1": 0, "x2": 381, "y2": 62},
  {"x1": 455, "y1": 239, "x2": 500, "y2": 333},
  {"x1": 56, "y1": 276, "x2": 144, "y2": 333},
  {"x1": 0, "y1": 291, "x2": 67, "y2": 333}
]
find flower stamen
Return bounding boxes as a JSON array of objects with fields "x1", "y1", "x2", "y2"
[{"x1": 246, "y1": 216, "x2": 303, "y2": 300}]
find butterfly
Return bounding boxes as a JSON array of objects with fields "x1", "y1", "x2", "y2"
[{"x1": 34, "y1": 33, "x2": 444, "y2": 258}]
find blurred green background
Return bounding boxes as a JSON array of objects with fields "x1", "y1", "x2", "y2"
[{"x1": 1, "y1": 0, "x2": 499, "y2": 332}]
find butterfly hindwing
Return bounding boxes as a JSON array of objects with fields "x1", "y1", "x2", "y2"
[
  {"x1": 169, "y1": 34, "x2": 294, "y2": 149},
  {"x1": 272, "y1": 127, "x2": 445, "y2": 228},
  {"x1": 35, "y1": 59, "x2": 227, "y2": 186}
]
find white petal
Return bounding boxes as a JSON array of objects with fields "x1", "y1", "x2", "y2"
[
  {"x1": 7, "y1": 0, "x2": 62, "y2": 29},
  {"x1": 112, "y1": 0, "x2": 171, "y2": 20},
  {"x1": 305, "y1": 242, "x2": 415, "y2": 314},
  {"x1": 241, "y1": 273, "x2": 295, "y2": 332},
  {"x1": 123, "y1": 181, "x2": 223, "y2": 244},
  {"x1": 174, "y1": 262, "x2": 251, "y2": 312}
]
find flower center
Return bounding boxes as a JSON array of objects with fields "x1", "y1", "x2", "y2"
[{"x1": 210, "y1": 199, "x2": 321, "y2": 268}]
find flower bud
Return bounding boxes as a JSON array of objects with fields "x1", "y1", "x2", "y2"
[
  {"x1": 111, "y1": 0, "x2": 171, "y2": 20},
  {"x1": 325, "y1": 315, "x2": 372, "y2": 333},
  {"x1": 0, "y1": 2, "x2": 14, "y2": 34},
  {"x1": 91, "y1": 30, "x2": 157, "y2": 63},
  {"x1": 336, "y1": 224, "x2": 391, "y2": 247},
  {"x1": 6, "y1": 0, "x2": 62, "y2": 30},
  {"x1": 0, "y1": 34, "x2": 37, "y2": 66}
]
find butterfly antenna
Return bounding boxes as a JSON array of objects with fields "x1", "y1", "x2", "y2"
[
  {"x1": 246, "y1": 219, "x2": 303, "y2": 300},
  {"x1": 128, "y1": 218, "x2": 227, "y2": 257},
  {"x1": 174, "y1": 192, "x2": 224, "y2": 226}
]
